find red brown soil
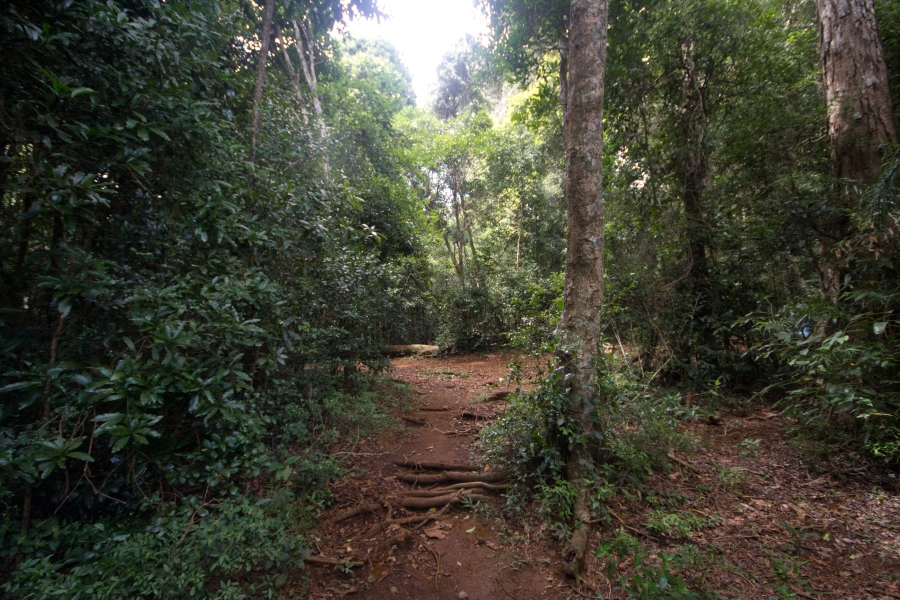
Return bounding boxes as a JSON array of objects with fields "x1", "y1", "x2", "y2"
[{"x1": 298, "y1": 353, "x2": 900, "y2": 600}]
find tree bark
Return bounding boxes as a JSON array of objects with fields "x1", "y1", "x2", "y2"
[
  {"x1": 293, "y1": 18, "x2": 326, "y2": 143},
  {"x1": 556, "y1": 0, "x2": 609, "y2": 579},
  {"x1": 816, "y1": 0, "x2": 896, "y2": 186},
  {"x1": 815, "y1": 0, "x2": 896, "y2": 299},
  {"x1": 250, "y1": 0, "x2": 275, "y2": 156},
  {"x1": 676, "y1": 42, "x2": 713, "y2": 345}
]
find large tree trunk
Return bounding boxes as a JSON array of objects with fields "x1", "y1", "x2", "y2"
[
  {"x1": 817, "y1": 0, "x2": 896, "y2": 185},
  {"x1": 250, "y1": 0, "x2": 275, "y2": 156},
  {"x1": 815, "y1": 0, "x2": 896, "y2": 298},
  {"x1": 556, "y1": 0, "x2": 609, "y2": 579}
]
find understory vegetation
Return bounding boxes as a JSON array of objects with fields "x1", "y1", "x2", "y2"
[{"x1": 2, "y1": 0, "x2": 900, "y2": 597}]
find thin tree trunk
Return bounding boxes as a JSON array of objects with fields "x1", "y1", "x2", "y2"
[
  {"x1": 559, "y1": 35, "x2": 570, "y2": 126},
  {"x1": 250, "y1": 0, "x2": 275, "y2": 156},
  {"x1": 677, "y1": 43, "x2": 713, "y2": 344},
  {"x1": 293, "y1": 18, "x2": 326, "y2": 142},
  {"x1": 556, "y1": 0, "x2": 609, "y2": 579},
  {"x1": 274, "y1": 24, "x2": 310, "y2": 125}
]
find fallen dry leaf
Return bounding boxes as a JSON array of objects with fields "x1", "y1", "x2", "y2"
[{"x1": 424, "y1": 526, "x2": 448, "y2": 539}]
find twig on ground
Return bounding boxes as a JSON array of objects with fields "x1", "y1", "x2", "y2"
[{"x1": 424, "y1": 543, "x2": 441, "y2": 591}]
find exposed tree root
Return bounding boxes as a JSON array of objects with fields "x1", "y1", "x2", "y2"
[
  {"x1": 396, "y1": 470, "x2": 508, "y2": 485},
  {"x1": 331, "y1": 502, "x2": 381, "y2": 524},
  {"x1": 419, "y1": 407, "x2": 450, "y2": 412},
  {"x1": 395, "y1": 492, "x2": 491, "y2": 510},
  {"x1": 375, "y1": 528, "x2": 412, "y2": 555},
  {"x1": 399, "y1": 482, "x2": 508, "y2": 497},
  {"x1": 401, "y1": 416, "x2": 429, "y2": 426},
  {"x1": 362, "y1": 514, "x2": 443, "y2": 539},
  {"x1": 392, "y1": 459, "x2": 479, "y2": 471}
]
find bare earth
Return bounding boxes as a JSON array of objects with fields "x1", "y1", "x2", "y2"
[{"x1": 297, "y1": 353, "x2": 900, "y2": 600}]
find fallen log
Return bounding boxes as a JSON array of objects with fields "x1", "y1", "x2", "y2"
[
  {"x1": 385, "y1": 344, "x2": 439, "y2": 357},
  {"x1": 331, "y1": 502, "x2": 381, "y2": 524},
  {"x1": 391, "y1": 459, "x2": 479, "y2": 472},
  {"x1": 396, "y1": 492, "x2": 492, "y2": 510},
  {"x1": 484, "y1": 390, "x2": 511, "y2": 402},
  {"x1": 397, "y1": 470, "x2": 509, "y2": 485}
]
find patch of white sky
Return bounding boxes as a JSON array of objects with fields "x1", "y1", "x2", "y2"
[{"x1": 344, "y1": 0, "x2": 488, "y2": 105}]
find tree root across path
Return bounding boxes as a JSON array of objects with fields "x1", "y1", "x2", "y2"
[
  {"x1": 390, "y1": 459, "x2": 479, "y2": 471},
  {"x1": 394, "y1": 492, "x2": 492, "y2": 509},
  {"x1": 397, "y1": 470, "x2": 509, "y2": 484},
  {"x1": 399, "y1": 482, "x2": 508, "y2": 497}
]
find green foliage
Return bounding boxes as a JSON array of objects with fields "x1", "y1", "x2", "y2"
[
  {"x1": 596, "y1": 532, "x2": 708, "y2": 599},
  {"x1": 4, "y1": 497, "x2": 310, "y2": 600},
  {"x1": 645, "y1": 510, "x2": 710, "y2": 540},
  {"x1": 736, "y1": 438, "x2": 762, "y2": 459},
  {"x1": 0, "y1": 0, "x2": 427, "y2": 596}
]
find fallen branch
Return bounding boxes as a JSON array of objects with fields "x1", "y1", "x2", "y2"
[
  {"x1": 306, "y1": 556, "x2": 364, "y2": 567},
  {"x1": 398, "y1": 488, "x2": 480, "y2": 498},
  {"x1": 392, "y1": 459, "x2": 479, "y2": 472},
  {"x1": 331, "y1": 502, "x2": 381, "y2": 524},
  {"x1": 484, "y1": 390, "x2": 511, "y2": 402},
  {"x1": 397, "y1": 470, "x2": 508, "y2": 485},
  {"x1": 666, "y1": 452, "x2": 701, "y2": 474}
]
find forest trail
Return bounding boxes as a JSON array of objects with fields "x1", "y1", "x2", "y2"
[
  {"x1": 300, "y1": 354, "x2": 900, "y2": 600},
  {"x1": 302, "y1": 353, "x2": 570, "y2": 600}
]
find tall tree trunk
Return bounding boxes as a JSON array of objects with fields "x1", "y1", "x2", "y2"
[
  {"x1": 817, "y1": 0, "x2": 896, "y2": 185},
  {"x1": 273, "y1": 24, "x2": 310, "y2": 125},
  {"x1": 556, "y1": 0, "x2": 609, "y2": 579},
  {"x1": 250, "y1": 0, "x2": 275, "y2": 157},
  {"x1": 293, "y1": 18, "x2": 327, "y2": 143},
  {"x1": 815, "y1": 0, "x2": 896, "y2": 298},
  {"x1": 676, "y1": 42, "x2": 713, "y2": 348}
]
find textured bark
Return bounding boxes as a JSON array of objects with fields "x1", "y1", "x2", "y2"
[
  {"x1": 815, "y1": 0, "x2": 896, "y2": 300},
  {"x1": 556, "y1": 0, "x2": 609, "y2": 579},
  {"x1": 816, "y1": 0, "x2": 896, "y2": 186},
  {"x1": 249, "y1": 0, "x2": 275, "y2": 155}
]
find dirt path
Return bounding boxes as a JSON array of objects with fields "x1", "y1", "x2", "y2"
[
  {"x1": 299, "y1": 353, "x2": 900, "y2": 600},
  {"x1": 301, "y1": 353, "x2": 568, "y2": 600}
]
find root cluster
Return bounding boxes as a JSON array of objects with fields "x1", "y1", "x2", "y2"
[{"x1": 310, "y1": 458, "x2": 509, "y2": 570}]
